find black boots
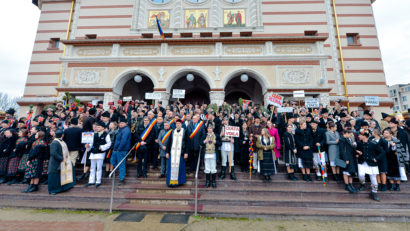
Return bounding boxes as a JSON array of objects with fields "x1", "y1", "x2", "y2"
[
  {"x1": 288, "y1": 173, "x2": 299, "y2": 181},
  {"x1": 370, "y1": 192, "x2": 380, "y2": 202},
  {"x1": 205, "y1": 174, "x2": 210, "y2": 188},
  {"x1": 334, "y1": 174, "x2": 342, "y2": 183},
  {"x1": 219, "y1": 167, "x2": 226, "y2": 180},
  {"x1": 7, "y1": 178, "x2": 18, "y2": 185},
  {"x1": 345, "y1": 184, "x2": 358, "y2": 193},
  {"x1": 28, "y1": 184, "x2": 39, "y2": 192},
  {"x1": 77, "y1": 173, "x2": 87, "y2": 182},
  {"x1": 230, "y1": 167, "x2": 237, "y2": 181},
  {"x1": 211, "y1": 174, "x2": 217, "y2": 188},
  {"x1": 22, "y1": 184, "x2": 33, "y2": 193},
  {"x1": 391, "y1": 183, "x2": 401, "y2": 191},
  {"x1": 22, "y1": 184, "x2": 38, "y2": 193}
]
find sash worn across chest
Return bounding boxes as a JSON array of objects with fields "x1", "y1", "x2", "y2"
[
  {"x1": 135, "y1": 118, "x2": 157, "y2": 151},
  {"x1": 161, "y1": 129, "x2": 173, "y2": 144},
  {"x1": 189, "y1": 121, "x2": 204, "y2": 139}
]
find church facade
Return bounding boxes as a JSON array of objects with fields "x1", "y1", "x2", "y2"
[{"x1": 19, "y1": 0, "x2": 391, "y2": 117}]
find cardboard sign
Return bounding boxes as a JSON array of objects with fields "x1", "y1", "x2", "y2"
[
  {"x1": 145, "y1": 92, "x2": 162, "y2": 100},
  {"x1": 267, "y1": 93, "x2": 284, "y2": 107},
  {"x1": 123, "y1": 96, "x2": 132, "y2": 101},
  {"x1": 365, "y1": 96, "x2": 380, "y2": 106},
  {"x1": 293, "y1": 90, "x2": 305, "y2": 98},
  {"x1": 172, "y1": 89, "x2": 185, "y2": 99},
  {"x1": 277, "y1": 107, "x2": 294, "y2": 113},
  {"x1": 305, "y1": 98, "x2": 320, "y2": 108},
  {"x1": 81, "y1": 132, "x2": 94, "y2": 144},
  {"x1": 224, "y1": 126, "x2": 240, "y2": 137}
]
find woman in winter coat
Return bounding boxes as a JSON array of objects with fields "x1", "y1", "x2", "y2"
[
  {"x1": 239, "y1": 122, "x2": 250, "y2": 172},
  {"x1": 283, "y1": 124, "x2": 298, "y2": 181},
  {"x1": 338, "y1": 129, "x2": 358, "y2": 193},
  {"x1": 383, "y1": 128, "x2": 406, "y2": 191},
  {"x1": 22, "y1": 131, "x2": 47, "y2": 193},
  {"x1": 7, "y1": 129, "x2": 28, "y2": 184},
  {"x1": 326, "y1": 122, "x2": 341, "y2": 182},
  {"x1": 295, "y1": 122, "x2": 314, "y2": 181}
]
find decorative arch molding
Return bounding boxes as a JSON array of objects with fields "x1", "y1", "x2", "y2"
[
  {"x1": 165, "y1": 67, "x2": 215, "y2": 93},
  {"x1": 222, "y1": 67, "x2": 270, "y2": 94},
  {"x1": 112, "y1": 68, "x2": 158, "y2": 95}
]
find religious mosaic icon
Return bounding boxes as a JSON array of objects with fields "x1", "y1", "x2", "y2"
[
  {"x1": 148, "y1": 10, "x2": 170, "y2": 29},
  {"x1": 224, "y1": 9, "x2": 245, "y2": 27},
  {"x1": 185, "y1": 9, "x2": 208, "y2": 28}
]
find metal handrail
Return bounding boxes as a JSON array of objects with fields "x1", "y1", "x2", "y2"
[
  {"x1": 109, "y1": 142, "x2": 138, "y2": 213},
  {"x1": 194, "y1": 146, "x2": 202, "y2": 216}
]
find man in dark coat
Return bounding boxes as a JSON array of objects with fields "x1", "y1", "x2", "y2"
[
  {"x1": 319, "y1": 108, "x2": 332, "y2": 129},
  {"x1": 48, "y1": 130, "x2": 75, "y2": 195},
  {"x1": 136, "y1": 117, "x2": 155, "y2": 178},
  {"x1": 82, "y1": 108, "x2": 96, "y2": 132},
  {"x1": 111, "y1": 117, "x2": 131, "y2": 185},
  {"x1": 185, "y1": 114, "x2": 206, "y2": 173},
  {"x1": 63, "y1": 118, "x2": 82, "y2": 167},
  {"x1": 355, "y1": 110, "x2": 380, "y2": 131}
]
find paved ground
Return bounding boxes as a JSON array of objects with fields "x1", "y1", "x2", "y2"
[{"x1": 0, "y1": 208, "x2": 408, "y2": 231}]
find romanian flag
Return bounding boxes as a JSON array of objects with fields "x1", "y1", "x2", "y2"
[{"x1": 156, "y1": 16, "x2": 165, "y2": 40}]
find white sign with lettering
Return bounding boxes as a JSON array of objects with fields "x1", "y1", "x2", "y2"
[
  {"x1": 145, "y1": 92, "x2": 162, "y2": 100},
  {"x1": 293, "y1": 90, "x2": 305, "y2": 98},
  {"x1": 305, "y1": 98, "x2": 320, "y2": 108},
  {"x1": 172, "y1": 89, "x2": 186, "y2": 99},
  {"x1": 365, "y1": 96, "x2": 380, "y2": 106},
  {"x1": 224, "y1": 126, "x2": 240, "y2": 138}
]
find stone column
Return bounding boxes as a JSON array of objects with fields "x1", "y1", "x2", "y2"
[
  {"x1": 209, "y1": 91, "x2": 225, "y2": 106},
  {"x1": 103, "y1": 92, "x2": 120, "y2": 111},
  {"x1": 319, "y1": 93, "x2": 330, "y2": 107}
]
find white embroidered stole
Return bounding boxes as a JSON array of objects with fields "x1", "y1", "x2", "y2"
[
  {"x1": 55, "y1": 139, "x2": 73, "y2": 186},
  {"x1": 170, "y1": 129, "x2": 184, "y2": 185}
]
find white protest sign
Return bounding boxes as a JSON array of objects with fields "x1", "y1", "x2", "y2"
[
  {"x1": 293, "y1": 90, "x2": 305, "y2": 98},
  {"x1": 172, "y1": 89, "x2": 185, "y2": 99},
  {"x1": 365, "y1": 96, "x2": 380, "y2": 106},
  {"x1": 305, "y1": 98, "x2": 320, "y2": 108},
  {"x1": 277, "y1": 107, "x2": 294, "y2": 113},
  {"x1": 91, "y1": 100, "x2": 99, "y2": 106},
  {"x1": 224, "y1": 126, "x2": 240, "y2": 137},
  {"x1": 81, "y1": 132, "x2": 94, "y2": 144},
  {"x1": 145, "y1": 92, "x2": 162, "y2": 100},
  {"x1": 123, "y1": 96, "x2": 132, "y2": 101},
  {"x1": 267, "y1": 92, "x2": 284, "y2": 107}
]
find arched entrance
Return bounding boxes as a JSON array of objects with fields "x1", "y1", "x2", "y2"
[
  {"x1": 112, "y1": 70, "x2": 155, "y2": 103},
  {"x1": 169, "y1": 72, "x2": 211, "y2": 105},
  {"x1": 224, "y1": 74, "x2": 264, "y2": 105}
]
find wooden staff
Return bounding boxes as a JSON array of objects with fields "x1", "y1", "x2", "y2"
[{"x1": 229, "y1": 137, "x2": 233, "y2": 173}]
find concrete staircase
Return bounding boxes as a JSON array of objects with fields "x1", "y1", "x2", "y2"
[{"x1": 0, "y1": 164, "x2": 409, "y2": 222}]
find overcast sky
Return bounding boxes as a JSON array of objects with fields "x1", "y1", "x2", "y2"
[{"x1": 0, "y1": 0, "x2": 409, "y2": 98}]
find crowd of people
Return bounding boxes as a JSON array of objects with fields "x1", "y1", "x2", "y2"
[{"x1": 0, "y1": 99, "x2": 409, "y2": 201}]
